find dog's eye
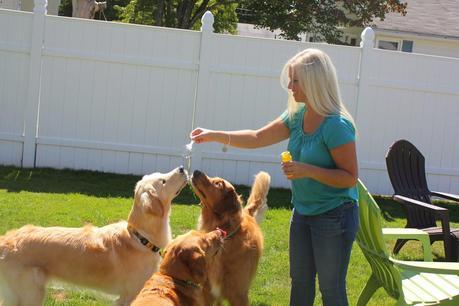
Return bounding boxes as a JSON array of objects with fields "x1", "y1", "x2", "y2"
[
  {"x1": 214, "y1": 181, "x2": 222, "y2": 187},
  {"x1": 161, "y1": 179, "x2": 166, "y2": 185}
]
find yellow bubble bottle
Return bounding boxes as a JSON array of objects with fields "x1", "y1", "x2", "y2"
[{"x1": 281, "y1": 151, "x2": 292, "y2": 163}]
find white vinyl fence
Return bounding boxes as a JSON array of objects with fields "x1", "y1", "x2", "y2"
[{"x1": 1, "y1": 0, "x2": 459, "y2": 195}]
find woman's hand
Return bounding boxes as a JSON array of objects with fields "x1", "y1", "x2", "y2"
[
  {"x1": 190, "y1": 127, "x2": 218, "y2": 144},
  {"x1": 281, "y1": 142, "x2": 358, "y2": 187},
  {"x1": 281, "y1": 161, "x2": 311, "y2": 180}
]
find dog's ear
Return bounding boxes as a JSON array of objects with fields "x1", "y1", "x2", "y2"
[
  {"x1": 140, "y1": 190, "x2": 164, "y2": 217},
  {"x1": 184, "y1": 249, "x2": 206, "y2": 283},
  {"x1": 134, "y1": 180, "x2": 142, "y2": 197},
  {"x1": 161, "y1": 247, "x2": 206, "y2": 283},
  {"x1": 214, "y1": 189, "x2": 241, "y2": 216}
]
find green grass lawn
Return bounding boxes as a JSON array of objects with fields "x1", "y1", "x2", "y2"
[{"x1": 1, "y1": 166, "x2": 459, "y2": 305}]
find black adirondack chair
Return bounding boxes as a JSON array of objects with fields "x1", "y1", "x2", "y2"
[{"x1": 385, "y1": 139, "x2": 459, "y2": 261}]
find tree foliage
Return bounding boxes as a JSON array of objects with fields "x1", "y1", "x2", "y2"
[
  {"x1": 59, "y1": 0, "x2": 407, "y2": 41},
  {"x1": 239, "y1": 0, "x2": 407, "y2": 43},
  {"x1": 59, "y1": 0, "x2": 238, "y2": 33}
]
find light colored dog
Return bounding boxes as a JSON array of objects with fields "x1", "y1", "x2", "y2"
[
  {"x1": 191, "y1": 170, "x2": 270, "y2": 306},
  {"x1": 131, "y1": 229, "x2": 226, "y2": 306},
  {"x1": 0, "y1": 167, "x2": 188, "y2": 306}
]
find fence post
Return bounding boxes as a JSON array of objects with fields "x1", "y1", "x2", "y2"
[
  {"x1": 22, "y1": 0, "x2": 47, "y2": 167},
  {"x1": 355, "y1": 27, "x2": 376, "y2": 190},
  {"x1": 189, "y1": 11, "x2": 214, "y2": 172},
  {"x1": 354, "y1": 27, "x2": 374, "y2": 124}
]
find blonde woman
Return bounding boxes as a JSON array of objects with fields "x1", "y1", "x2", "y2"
[{"x1": 190, "y1": 48, "x2": 358, "y2": 306}]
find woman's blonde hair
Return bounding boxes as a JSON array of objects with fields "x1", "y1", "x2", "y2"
[{"x1": 280, "y1": 48, "x2": 355, "y2": 128}]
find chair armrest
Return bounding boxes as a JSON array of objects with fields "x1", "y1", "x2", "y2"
[
  {"x1": 394, "y1": 195, "x2": 448, "y2": 212},
  {"x1": 391, "y1": 258, "x2": 459, "y2": 274},
  {"x1": 431, "y1": 191, "x2": 459, "y2": 202},
  {"x1": 382, "y1": 228, "x2": 433, "y2": 261}
]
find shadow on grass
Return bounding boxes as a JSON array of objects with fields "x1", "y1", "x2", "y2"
[
  {"x1": 4, "y1": 166, "x2": 458, "y2": 215},
  {"x1": 374, "y1": 196, "x2": 401, "y2": 222},
  {"x1": 0, "y1": 166, "x2": 138, "y2": 198},
  {"x1": 0, "y1": 166, "x2": 293, "y2": 209},
  {"x1": 375, "y1": 195, "x2": 459, "y2": 223}
]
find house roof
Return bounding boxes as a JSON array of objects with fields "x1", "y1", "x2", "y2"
[{"x1": 371, "y1": 0, "x2": 459, "y2": 40}]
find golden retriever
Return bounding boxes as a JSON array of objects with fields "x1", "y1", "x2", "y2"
[
  {"x1": 0, "y1": 167, "x2": 188, "y2": 306},
  {"x1": 131, "y1": 229, "x2": 226, "y2": 306},
  {"x1": 191, "y1": 170, "x2": 270, "y2": 306}
]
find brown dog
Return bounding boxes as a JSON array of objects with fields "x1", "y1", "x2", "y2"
[
  {"x1": 131, "y1": 229, "x2": 226, "y2": 306},
  {"x1": 191, "y1": 170, "x2": 270, "y2": 306},
  {"x1": 0, "y1": 167, "x2": 188, "y2": 306}
]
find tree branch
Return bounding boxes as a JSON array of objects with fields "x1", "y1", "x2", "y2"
[{"x1": 189, "y1": 0, "x2": 211, "y2": 27}]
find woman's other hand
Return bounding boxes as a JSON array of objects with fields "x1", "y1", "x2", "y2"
[{"x1": 281, "y1": 161, "x2": 311, "y2": 180}]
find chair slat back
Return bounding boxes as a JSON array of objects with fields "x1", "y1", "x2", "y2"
[
  {"x1": 386, "y1": 140, "x2": 437, "y2": 228},
  {"x1": 386, "y1": 140, "x2": 430, "y2": 201},
  {"x1": 356, "y1": 180, "x2": 403, "y2": 299}
]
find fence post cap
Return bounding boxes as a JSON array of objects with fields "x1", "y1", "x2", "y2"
[
  {"x1": 360, "y1": 27, "x2": 375, "y2": 48},
  {"x1": 201, "y1": 11, "x2": 214, "y2": 32}
]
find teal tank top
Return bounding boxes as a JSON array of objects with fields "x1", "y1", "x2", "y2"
[{"x1": 281, "y1": 106, "x2": 358, "y2": 215}]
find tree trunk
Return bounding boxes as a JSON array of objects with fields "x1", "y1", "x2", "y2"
[
  {"x1": 72, "y1": 0, "x2": 106, "y2": 19},
  {"x1": 176, "y1": 0, "x2": 185, "y2": 28},
  {"x1": 181, "y1": 0, "x2": 195, "y2": 29},
  {"x1": 165, "y1": 0, "x2": 174, "y2": 27},
  {"x1": 155, "y1": 0, "x2": 165, "y2": 26}
]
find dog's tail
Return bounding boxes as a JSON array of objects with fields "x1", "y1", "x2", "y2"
[{"x1": 245, "y1": 171, "x2": 270, "y2": 223}]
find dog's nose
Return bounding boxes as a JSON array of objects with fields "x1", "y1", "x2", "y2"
[
  {"x1": 178, "y1": 166, "x2": 184, "y2": 173},
  {"x1": 193, "y1": 170, "x2": 202, "y2": 177}
]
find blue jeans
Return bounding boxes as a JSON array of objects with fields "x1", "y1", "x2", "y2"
[{"x1": 289, "y1": 201, "x2": 359, "y2": 306}]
